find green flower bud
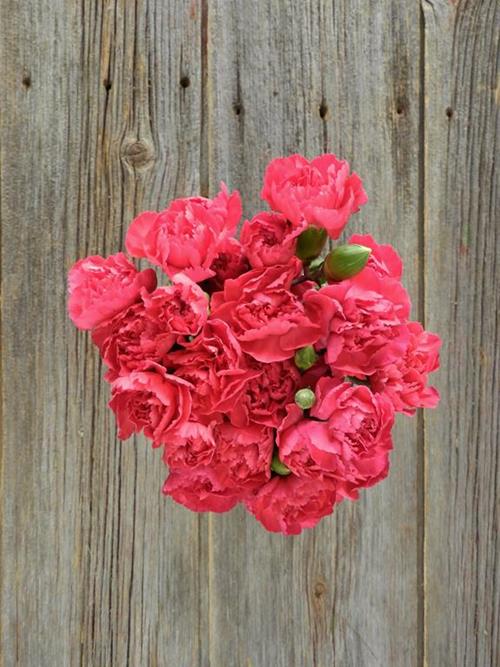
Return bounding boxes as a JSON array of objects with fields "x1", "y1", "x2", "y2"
[
  {"x1": 271, "y1": 453, "x2": 291, "y2": 476},
  {"x1": 295, "y1": 387, "x2": 316, "y2": 410},
  {"x1": 296, "y1": 226, "x2": 327, "y2": 261},
  {"x1": 294, "y1": 345, "x2": 318, "y2": 371},
  {"x1": 323, "y1": 244, "x2": 372, "y2": 282}
]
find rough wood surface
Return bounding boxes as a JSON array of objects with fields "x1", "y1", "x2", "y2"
[
  {"x1": 0, "y1": 1, "x2": 497, "y2": 666},
  {"x1": 422, "y1": 1, "x2": 499, "y2": 665}
]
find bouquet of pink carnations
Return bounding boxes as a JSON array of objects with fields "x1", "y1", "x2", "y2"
[{"x1": 68, "y1": 154, "x2": 440, "y2": 535}]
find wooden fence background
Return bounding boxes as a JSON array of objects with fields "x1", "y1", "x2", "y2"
[{"x1": 1, "y1": 1, "x2": 498, "y2": 665}]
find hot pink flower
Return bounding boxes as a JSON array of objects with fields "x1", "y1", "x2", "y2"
[
  {"x1": 277, "y1": 379, "x2": 394, "y2": 498},
  {"x1": 203, "y1": 237, "x2": 249, "y2": 292},
  {"x1": 245, "y1": 475, "x2": 339, "y2": 535},
  {"x1": 109, "y1": 363, "x2": 192, "y2": 445},
  {"x1": 163, "y1": 466, "x2": 242, "y2": 513},
  {"x1": 210, "y1": 258, "x2": 333, "y2": 362},
  {"x1": 320, "y1": 267, "x2": 411, "y2": 377},
  {"x1": 240, "y1": 211, "x2": 307, "y2": 268},
  {"x1": 212, "y1": 421, "x2": 274, "y2": 492},
  {"x1": 92, "y1": 301, "x2": 175, "y2": 381},
  {"x1": 68, "y1": 252, "x2": 156, "y2": 330},
  {"x1": 142, "y1": 274, "x2": 208, "y2": 338},
  {"x1": 371, "y1": 321, "x2": 441, "y2": 415},
  {"x1": 165, "y1": 319, "x2": 258, "y2": 417},
  {"x1": 260, "y1": 154, "x2": 367, "y2": 239},
  {"x1": 230, "y1": 358, "x2": 301, "y2": 428},
  {"x1": 349, "y1": 233, "x2": 403, "y2": 279},
  {"x1": 163, "y1": 420, "x2": 218, "y2": 470},
  {"x1": 163, "y1": 420, "x2": 272, "y2": 507},
  {"x1": 125, "y1": 184, "x2": 242, "y2": 282}
]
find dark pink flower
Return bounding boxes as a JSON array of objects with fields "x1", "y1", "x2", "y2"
[
  {"x1": 68, "y1": 252, "x2": 156, "y2": 330},
  {"x1": 320, "y1": 267, "x2": 411, "y2": 377},
  {"x1": 212, "y1": 421, "x2": 274, "y2": 492},
  {"x1": 370, "y1": 321, "x2": 441, "y2": 415},
  {"x1": 165, "y1": 319, "x2": 258, "y2": 416},
  {"x1": 142, "y1": 274, "x2": 208, "y2": 338},
  {"x1": 261, "y1": 154, "x2": 367, "y2": 239},
  {"x1": 163, "y1": 420, "x2": 218, "y2": 470},
  {"x1": 230, "y1": 358, "x2": 301, "y2": 428},
  {"x1": 163, "y1": 466, "x2": 242, "y2": 513},
  {"x1": 92, "y1": 301, "x2": 175, "y2": 381},
  {"x1": 210, "y1": 258, "x2": 334, "y2": 362},
  {"x1": 245, "y1": 475, "x2": 339, "y2": 535},
  {"x1": 240, "y1": 211, "x2": 306, "y2": 268},
  {"x1": 277, "y1": 378, "x2": 394, "y2": 498},
  {"x1": 109, "y1": 363, "x2": 192, "y2": 446},
  {"x1": 349, "y1": 233, "x2": 403, "y2": 279},
  {"x1": 203, "y1": 237, "x2": 249, "y2": 292},
  {"x1": 125, "y1": 184, "x2": 242, "y2": 282}
]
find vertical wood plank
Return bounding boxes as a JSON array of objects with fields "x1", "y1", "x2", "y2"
[
  {"x1": 206, "y1": 2, "x2": 423, "y2": 665},
  {"x1": 422, "y1": 1, "x2": 499, "y2": 665},
  {"x1": 0, "y1": 2, "x2": 206, "y2": 664}
]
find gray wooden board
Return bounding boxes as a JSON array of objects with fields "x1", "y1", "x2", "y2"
[
  {"x1": 422, "y1": 1, "x2": 499, "y2": 665},
  {"x1": 0, "y1": 1, "x2": 497, "y2": 666}
]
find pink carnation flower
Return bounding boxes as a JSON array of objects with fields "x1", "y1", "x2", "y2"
[
  {"x1": 109, "y1": 363, "x2": 192, "y2": 446},
  {"x1": 349, "y1": 233, "x2": 403, "y2": 279},
  {"x1": 320, "y1": 267, "x2": 411, "y2": 377},
  {"x1": 261, "y1": 154, "x2": 367, "y2": 239},
  {"x1": 165, "y1": 319, "x2": 259, "y2": 417},
  {"x1": 210, "y1": 257, "x2": 334, "y2": 362},
  {"x1": 125, "y1": 184, "x2": 242, "y2": 282},
  {"x1": 68, "y1": 252, "x2": 156, "y2": 330},
  {"x1": 240, "y1": 211, "x2": 306, "y2": 268},
  {"x1": 371, "y1": 321, "x2": 441, "y2": 415},
  {"x1": 245, "y1": 475, "x2": 339, "y2": 535},
  {"x1": 278, "y1": 378, "x2": 394, "y2": 498}
]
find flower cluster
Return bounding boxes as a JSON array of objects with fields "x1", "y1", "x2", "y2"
[{"x1": 68, "y1": 154, "x2": 440, "y2": 535}]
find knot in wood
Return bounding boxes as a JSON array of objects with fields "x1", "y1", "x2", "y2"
[
  {"x1": 313, "y1": 581, "x2": 327, "y2": 598},
  {"x1": 121, "y1": 139, "x2": 155, "y2": 169}
]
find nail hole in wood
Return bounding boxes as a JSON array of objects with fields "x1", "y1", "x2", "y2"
[
  {"x1": 22, "y1": 74, "x2": 31, "y2": 89},
  {"x1": 319, "y1": 100, "x2": 328, "y2": 119},
  {"x1": 103, "y1": 78, "x2": 112, "y2": 91},
  {"x1": 396, "y1": 104, "x2": 405, "y2": 115},
  {"x1": 180, "y1": 76, "x2": 190, "y2": 88},
  {"x1": 446, "y1": 107, "x2": 454, "y2": 119},
  {"x1": 233, "y1": 102, "x2": 242, "y2": 116}
]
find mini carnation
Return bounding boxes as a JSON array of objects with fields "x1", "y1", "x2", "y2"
[
  {"x1": 109, "y1": 363, "x2": 192, "y2": 446},
  {"x1": 240, "y1": 211, "x2": 307, "y2": 268},
  {"x1": 245, "y1": 475, "x2": 339, "y2": 535},
  {"x1": 230, "y1": 358, "x2": 302, "y2": 428},
  {"x1": 370, "y1": 321, "x2": 441, "y2": 415},
  {"x1": 320, "y1": 267, "x2": 411, "y2": 377},
  {"x1": 125, "y1": 184, "x2": 242, "y2": 282},
  {"x1": 68, "y1": 252, "x2": 156, "y2": 330},
  {"x1": 165, "y1": 319, "x2": 259, "y2": 417},
  {"x1": 163, "y1": 466, "x2": 242, "y2": 513},
  {"x1": 261, "y1": 154, "x2": 367, "y2": 239},
  {"x1": 349, "y1": 233, "x2": 403, "y2": 279},
  {"x1": 277, "y1": 378, "x2": 394, "y2": 499},
  {"x1": 92, "y1": 301, "x2": 175, "y2": 381},
  {"x1": 210, "y1": 257, "x2": 334, "y2": 362}
]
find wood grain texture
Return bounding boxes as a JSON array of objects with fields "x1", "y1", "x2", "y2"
[
  {"x1": 206, "y1": 2, "x2": 423, "y2": 666},
  {"x1": 422, "y1": 1, "x2": 499, "y2": 665},
  {"x1": 0, "y1": 1, "x2": 497, "y2": 666},
  {"x1": 1, "y1": 1, "x2": 207, "y2": 665}
]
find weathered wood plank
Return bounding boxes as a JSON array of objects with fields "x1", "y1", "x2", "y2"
[
  {"x1": 206, "y1": 2, "x2": 423, "y2": 665},
  {"x1": 0, "y1": 2, "x2": 206, "y2": 665},
  {"x1": 422, "y1": 1, "x2": 499, "y2": 665}
]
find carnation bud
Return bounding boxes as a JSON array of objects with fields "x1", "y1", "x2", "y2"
[
  {"x1": 294, "y1": 345, "x2": 318, "y2": 371},
  {"x1": 323, "y1": 244, "x2": 371, "y2": 282},
  {"x1": 294, "y1": 387, "x2": 316, "y2": 410},
  {"x1": 296, "y1": 226, "x2": 327, "y2": 261},
  {"x1": 271, "y1": 452, "x2": 291, "y2": 476}
]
